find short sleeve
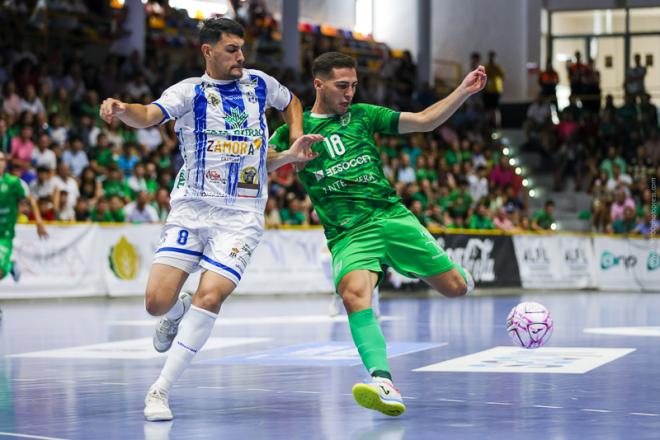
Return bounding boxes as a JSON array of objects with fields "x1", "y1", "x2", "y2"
[
  {"x1": 15, "y1": 177, "x2": 27, "y2": 200},
  {"x1": 254, "y1": 71, "x2": 292, "y2": 111},
  {"x1": 152, "y1": 80, "x2": 195, "y2": 125},
  {"x1": 360, "y1": 104, "x2": 400, "y2": 135},
  {"x1": 268, "y1": 124, "x2": 291, "y2": 152}
]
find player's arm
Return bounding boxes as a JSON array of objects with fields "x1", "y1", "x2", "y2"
[
  {"x1": 266, "y1": 134, "x2": 323, "y2": 172},
  {"x1": 99, "y1": 98, "x2": 164, "y2": 128},
  {"x1": 26, "y1": 195, "x2": 48, "y2": 238},
  {"x1": 398, "y1": 66, "x2": 487, "y2": 133},
  {"x1": 280, "y1": 93, "x2": 304, "y2": 143}
]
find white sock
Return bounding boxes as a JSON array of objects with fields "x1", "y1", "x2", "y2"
[
  {"x1": 165, "y1": 297, "x2": 185, "y2": 321},
  {"x1": 152, "y1": 305, "x2": 218, "y2": 393}
]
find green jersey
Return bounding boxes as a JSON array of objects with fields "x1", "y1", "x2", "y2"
[
  {"x1": 0, "y1": 173, "x2": 26, "y2": 239},
  {"x1": 270, "y1": 104, "x2": 401, "y2": 245}
]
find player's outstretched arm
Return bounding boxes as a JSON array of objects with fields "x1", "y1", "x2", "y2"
[
  {"x1": 280, "y1": 93, "x2": 304, "y2": 143},
  {"x1": 266, "y1": 134, "x2": 323, "y2": 172},
  {"x1": 99, "y1": 98, "x2": 165, "y2": 128},
  {"x1": 398, "y1": 65, "x2": 487, "y2": 133},
  {"x1": 26, "y1": 195, "x2": 48, "y2": 239}
]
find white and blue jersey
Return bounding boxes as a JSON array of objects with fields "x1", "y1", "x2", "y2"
[{"x1": 153, "y1": 70, "x2": 292, "y2": 213}]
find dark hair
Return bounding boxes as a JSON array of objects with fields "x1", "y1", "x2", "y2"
[
  {"x1": 545, "y1": 200, "x2": 555, "y2": 208},
  {"x1": 312, "y1": 52, "x2": 356, "y2": 78},
  {"x1": 199, "y1": 18, "x2": 245, "y2": 45}
]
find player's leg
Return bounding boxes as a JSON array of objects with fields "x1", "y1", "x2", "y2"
[
  {"x1": 144, "y1": 270, "x2": 235, "y2": 421},
  {"x1": 0, "y1": 238, "x2": 14, "y2": 281},
  {"x1": 331, "y1": 223, "x2": 405, "y2": 416},
  {"x1": 384, "y1": 207, "x2": 473, "y2": 297},
  {"x1": 145, "y1": 208, "x2": 263, "y2": 421},
  {"x1": 339, "y1": 269, "x2": 405, "y2": 416},
  {"x1": 148, "y1": 222, "x2": 205, "y2": 353}
]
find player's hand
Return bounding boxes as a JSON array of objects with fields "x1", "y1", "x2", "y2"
[
  {"x1": 36, "y1": 223, "x2": 48, "y2": 239},
  {"x1": 100, "y1": 98, "x2": 127, "y2": 124},
  {"x1": 288, "y1": 134, "x2": 323, "y2": 169},
  {"x1": 461, "y1": 65, "x2": 487, "y2": 95}
]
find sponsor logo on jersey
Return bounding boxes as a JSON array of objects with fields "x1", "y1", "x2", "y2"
[
  {"x1": 324, "y1": 154, "x2": 372, "y2": 177},
  {"x1": 206, "y1": 138, "x2": 262, "y2": 155},
  {"x1": 246, "y1": 91, "x2": 258, "y2": 104},
  {"x1": 205, "y1": 169, "x2": 226, "y2": 183},
  {"x1": 238, "y1": 166, "x2": 259, "y2": 198},
  {"x1": 206, "y1": 91, "x2": 221, "y2": 107},
  {"x1": 175, "y1": 170, "x2": 186, "y2": 188},
  {"x1": 239, "y1": 166, "x2": 258, "y2": 187},
  {"x1": 204, "y1": 128, "x2": 265, "y2": 138},
  {"x1": 226, "y1": 107, "x2": 249, "y2": 129},
  {"x1": 340, "y1": 112, "x2": 351, "y2": 127}
]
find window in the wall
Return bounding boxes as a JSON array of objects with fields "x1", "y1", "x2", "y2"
[
  {"x1": 629, "y1": 7, "x2": 660, "y2": 32},
  {"x1": 551, "y1": 9, "x2": 626, "y2": 35},
  {"x1": 355, "y1": 0, "x2": 373, "y2": 35}
]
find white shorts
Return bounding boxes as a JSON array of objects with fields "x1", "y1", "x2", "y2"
[{"x1": 152, "y1": 199, "x2": 264, "y2": 285}]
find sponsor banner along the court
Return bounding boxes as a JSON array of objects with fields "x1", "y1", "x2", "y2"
[{"x1": 513, "y1": 235, "x2": 596, "y2": 289}]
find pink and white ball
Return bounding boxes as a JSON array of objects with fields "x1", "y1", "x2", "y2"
[{"x1": 506, "y1": 302, "x2": 554, "y2": 348}]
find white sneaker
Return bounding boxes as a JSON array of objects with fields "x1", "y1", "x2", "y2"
[
  {"x1": 328, "y1": 294, "x2": 342, "y2": 317},
  {"x1": 144, "y1": 387, "x2": 173, "y2": 421},
  {"x1": 153, "y1": 292, "x2": 192, "y2": 353},
  {"x1": 352, "y1": 377, "x2": 405, "y2": 416},
  {"x1": 10, "y1": 260, "x2": 20, "y2": 283}
]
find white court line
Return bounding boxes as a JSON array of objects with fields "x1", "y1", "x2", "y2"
[
  {"x1": 291, "y1": 390, "x2": 320, "y2": 394},
  {"x1": 581, "y1": 408, "x2": 612, "y2": 413},
  {"x1": 246, "y1": 388, "x2": 271, "y2": 392},
  {"x1": 0, "y1": 432, "x2": 69, "y2": 440},
  {"x1": 629, "y1": 412, "x2": 659, "y2": 417},
  {"x1": 437, "y1": 398, "x2": 465, "y2": 403},
  {"x1": 198, "y1": 386, "x2": 225, "y2": 390},
  {"x1": 108, "y1": 315, "x2": 400, "y2": 327},
  {"x1": 100, "y1": 382, "x2": 127, "y2": 386},
  {"x1": 532, "y1": 405, "x2": 563, "y2": 409},
  {"x1": 485, "y1": 401, "x2": 513, "y2": 406},
  {"x1": 11, "y1": 379, "x2": 39, "y2": 382}
]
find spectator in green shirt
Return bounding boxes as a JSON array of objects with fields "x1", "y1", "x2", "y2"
[
  {"x1": 531, "y1": 200, "x2": 555, "y2": 230},
  {"x1": 280, "y1": 196, "x2": 307, "y2": 225},
  {"x1": 409, "y1": 199, "x2": 430, "y2": 227},
  {"x1": 449, "y1": 180, "x2": 473, "y2": 219},
  {"x1": 468, "y1": 202, "x2": 495, "y2": 230},
  {"x1": 599, "y1": 145, "x2": 627, "y2": 180},
  {"x1": 611, "y1": 206, "x2": 638, "y2": 234}
]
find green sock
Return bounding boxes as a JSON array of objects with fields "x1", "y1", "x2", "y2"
[{"x1": 348, "y1": 308, "x2": 390, "y2": 378}]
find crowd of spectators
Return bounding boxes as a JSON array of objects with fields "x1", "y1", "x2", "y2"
[
  {"x1": 526, "y1": 50, "x2": 658, "y2": 235},
  {"x1": 1, "y1": 0, "x2": 592, "y2": 234}
]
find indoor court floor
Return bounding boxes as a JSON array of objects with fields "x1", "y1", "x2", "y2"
[{"x1": 0, "y1": 291, "x2": 659, "y2": 439}]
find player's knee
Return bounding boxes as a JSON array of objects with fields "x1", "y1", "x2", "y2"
[
  {"x1": 192, "y1": 288, "x2": 224, "y2": 313},
  {"x1": 339, "y1": 282, "x2": 371, "y2": 311},
  {"x1": 437, "y1": 272, "x2": 468, "y2": 298},
  {"x1": 144, "y1": 291, "x2": 166, "y2": 316}
]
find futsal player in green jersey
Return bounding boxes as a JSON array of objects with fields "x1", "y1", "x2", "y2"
[
  {"x1": 270, "y1": 52, "x2": 487, "y2": 416},
  {"x1": 0, "y1": 151, "x2": 48, "y2": 317}
]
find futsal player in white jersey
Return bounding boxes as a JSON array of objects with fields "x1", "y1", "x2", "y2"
[{"x1": 100, "y1": 18, "x2": 321, "y2": 421}]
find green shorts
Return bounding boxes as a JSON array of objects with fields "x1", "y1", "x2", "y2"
[
  {"x1": 329, "y1": 204, "x2": 455, "y2": 288},
  {"x1": 0, "y1": 238, "x2": 13, "y2": 278}
]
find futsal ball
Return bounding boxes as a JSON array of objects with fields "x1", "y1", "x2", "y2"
[{"x1": 506, "y1": 302, "x2": 553, "y2": 349}]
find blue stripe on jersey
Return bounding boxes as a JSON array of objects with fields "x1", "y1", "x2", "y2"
[
  {"x1": 192, "y1": 84, "x2": 208, "y2": 192},
  {"x1": 250, "y1": 74, "x2": 268, "y2": 198},
  {"x1": 216, "y1": 82, "x2": 249, "y2": 203}
]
